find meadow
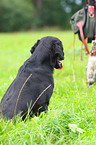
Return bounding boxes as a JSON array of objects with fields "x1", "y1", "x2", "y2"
[{"x1": 0, "y1": 31, "x2": 96, "y2": 145}]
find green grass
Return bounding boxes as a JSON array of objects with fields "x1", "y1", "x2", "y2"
[{"x1": 0, "y1": 31, "x2": 96, "y2": 145}]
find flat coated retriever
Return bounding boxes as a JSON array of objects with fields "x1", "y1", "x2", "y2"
[{"x1": 0, "y1": 36, "x2": 64, "y2": 120}]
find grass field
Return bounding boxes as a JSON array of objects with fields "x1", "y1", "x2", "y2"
[{"x1": 0, "y1": 31, "x2": 96, "y2": 145}]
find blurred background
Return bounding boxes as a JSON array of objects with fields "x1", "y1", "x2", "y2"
[{"x1": 0, "y1": 0, "x2": 83, "y2": 32}]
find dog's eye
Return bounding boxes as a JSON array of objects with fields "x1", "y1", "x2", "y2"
[{"x1": 57, "y1": 42, "x2": 60, "y2": 45}]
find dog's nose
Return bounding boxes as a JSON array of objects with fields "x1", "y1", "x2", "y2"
[{"x1": 61, "y1": 53, "x2": 64, "y2": 60}]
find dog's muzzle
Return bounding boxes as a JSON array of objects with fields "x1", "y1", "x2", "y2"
[{"x1": 55, "y1": 54, "x2": 64, "y2": 70}]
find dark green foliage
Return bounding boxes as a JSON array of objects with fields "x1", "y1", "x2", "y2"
[
  {"x1": 0, "y1": 0, "x2": 34, "y2": 32},
  {"x1": 0, "y1": 0, "x2": 84, "y2": 31},
  {"x1": 34, "y1": 0, "x2": 83, "y2": 29}
]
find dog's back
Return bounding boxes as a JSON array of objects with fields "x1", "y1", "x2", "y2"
[{"x1": 0, "y1": 63, "x2": 54, "y2": 119}]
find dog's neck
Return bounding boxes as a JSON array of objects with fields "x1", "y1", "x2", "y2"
[{"x1": 28, "y1": 54, "x2": 54, "y2": 72}]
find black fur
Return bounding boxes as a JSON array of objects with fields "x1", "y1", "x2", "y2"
[{"x1": 0, "y1": 36, "x2": 64, "y2": 120}]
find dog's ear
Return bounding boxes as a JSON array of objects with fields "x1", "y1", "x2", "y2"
[
  {"x1": 50, "y1": 43, "x2": 56, "y2": 67},
  {"x1": 30, "y1": 40, "x2": 40, "y2": 54}
]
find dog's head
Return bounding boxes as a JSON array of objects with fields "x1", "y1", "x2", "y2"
[{"x1": 30, "y1": 36, "x2": 64, "y2": 69}]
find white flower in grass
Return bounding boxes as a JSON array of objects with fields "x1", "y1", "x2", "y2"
[
  {"x1": 9, "y1": 75, "x2": 15, "y2": 81},
  {"x1": 68, "y1": 124, "x2": 85, "y2": 134},
  {"x1": 9, "y1": 75, "x2": 14, "y2": 81}
]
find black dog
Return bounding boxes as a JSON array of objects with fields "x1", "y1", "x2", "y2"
[{"x1": 0, "y1": 36, "x2": 64, "y2": 120}]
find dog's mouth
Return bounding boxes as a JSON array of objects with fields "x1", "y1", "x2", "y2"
[
  {"x1": 55, "y1": 57, "x2": 64, "y2": 70},
  {"x1": 55, "y1": 53, "x2": 64, "y2": 70},
  {"x1": 56, "y1": 60, "x2": 63, "y2": 70}
]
